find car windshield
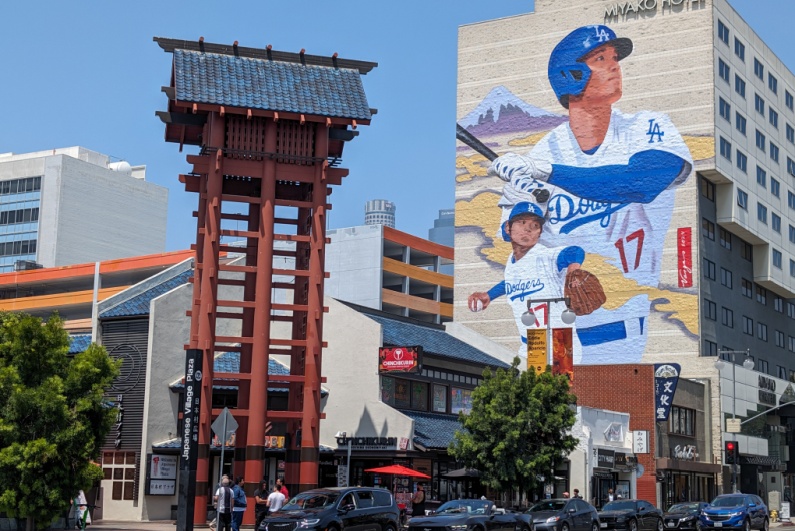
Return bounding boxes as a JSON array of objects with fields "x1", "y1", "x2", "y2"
[
  {"x1": 282, "y1": 492, "x2": 340, "y2": 511},
  {"x1": 710, "y1": 497, "x2": 745, "y2": 508},
  {"x1": 529, "y1": 501, "x2": 567, "y2": 512},
  {"x1": 603, "y1": 501, "x2": 635, "y2": 511},
  {"x1": 668, "y1": 503, "x2": 701, "y2": 512},
  {"x1": 436, "y1": 500, "x2": 490, "y2": 514}
]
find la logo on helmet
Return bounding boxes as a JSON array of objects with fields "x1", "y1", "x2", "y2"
[{"x1": 595, "y1": 28, "x2": 610, "y2": 42}]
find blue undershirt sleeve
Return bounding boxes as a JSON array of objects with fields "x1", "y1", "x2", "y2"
[
  {"x1": 548, "y1": 150, "x2": 688, "y2": 204},
  {"x1": 487, "y1": 281, "x2": 506, "y2": 301},
  {"x1": 556, "y1": 246, "x2": 585, "y2": 272}
]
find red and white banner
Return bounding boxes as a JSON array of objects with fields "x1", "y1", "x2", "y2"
[
  {"x1": 677, "y1": 228, "x2": 692, "y2": 288},
  {"x1": 378, "y1": 346, "x2": 422, "y2": 373}
]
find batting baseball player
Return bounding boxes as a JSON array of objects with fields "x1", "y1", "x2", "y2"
[
  {"x1": 486, "y1": 25, "x2": 693, "y2": 364},
  {"x1": 469, "y1": 202, "x2": 585, "y2": 360}
]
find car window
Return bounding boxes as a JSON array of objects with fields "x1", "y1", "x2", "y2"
[
  {"x1": 340, "y1": 493, "x2": 356, "y2": 508},
  {"x1": 530, "y1": 501, "x2": 567, "y2": 512},
  {"x1": 751, "y1": 496, "x2": 763, "y2": 506},
  {"x1": 603, "y1": 501, "x2": 635, "y2": 511},
  {"x1": 641, "y1": 502, "x2": 654, "y2": 511},
  {"x1": 710, "y1": 496, "x2": 745, "y2": 507},
  {"x1": 573, "y1": 500, "x2": 587, "y2": 512},
  {"x1": 356, "y1": 491, "x2": 374, "y2": 508},
  {"x1": 373, "y1": 490, "x2": 393, "y2": 507}
]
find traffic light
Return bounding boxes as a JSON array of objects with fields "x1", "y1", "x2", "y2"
[{"x1": 725, "y1": 440, "x2": 739, "y2": 464}]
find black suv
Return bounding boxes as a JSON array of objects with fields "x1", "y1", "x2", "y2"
[{"x1": 258, "y1": 487, "x2": 400, "y2": 531}]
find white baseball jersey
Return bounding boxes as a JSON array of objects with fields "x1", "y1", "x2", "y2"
[{"x1": 500, "y1": 108, "x2": 692, "y2": 363}]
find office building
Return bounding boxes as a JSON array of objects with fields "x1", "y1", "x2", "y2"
[{"x1": 364, "y1": 199, "x2": 396, "y2": 228}]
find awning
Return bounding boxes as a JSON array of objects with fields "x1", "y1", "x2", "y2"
[
  {"x1": 656, "y1": 458, "x2": 722, "y2": 474},
  {"x1": 740, "y1": 455, "x2": 785, "y2": 470}
]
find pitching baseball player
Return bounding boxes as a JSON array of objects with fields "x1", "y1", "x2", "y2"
[
  {"x1": 486, "y1": 25, "x2": 693, "y2": 364},
  {"x1": 469, "y1": 202, "x2": 585, "y2": 360}
]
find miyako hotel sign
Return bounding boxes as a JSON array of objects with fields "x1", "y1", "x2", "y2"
[{"x1": 605, "y1": 0, "x2": 705, "y2": 21}]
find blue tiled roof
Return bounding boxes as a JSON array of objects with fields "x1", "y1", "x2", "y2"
[
  {"x1": 101, "y1": 270, "x2": 193, "y2": 318},
  {"x1": 364, "y1": 313, "x2": 510, "y2": 369},
  {"x1": 68, "y1": 334, "x2": 92, "y2": 354},
  {"x1": 402, "y1": 410, "x2": 462, "y2": 450},
  {"x1": 174, "y1": 49, "x2": 372, "y2": 120}
]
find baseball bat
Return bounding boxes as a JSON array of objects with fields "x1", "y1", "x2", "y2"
[{"x1": 455, "y1": 123, "x2": 550, "y2": 204}]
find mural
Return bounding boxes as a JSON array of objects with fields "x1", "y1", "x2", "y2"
[{"x1": 457, "y1": 22, "x2": 710, "y2": 366}]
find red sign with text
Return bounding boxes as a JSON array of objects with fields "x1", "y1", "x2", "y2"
[
  {"x1": 379, "y1": 346, "x2": 422, "y2": 374},
  {"x1": 677, "y1": 228, "x2": 692, "y2": 288}
]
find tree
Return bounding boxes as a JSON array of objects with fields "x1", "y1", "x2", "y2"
[
  {"x1": 0, "y1": 312, "x2": 119, "y2": 530},
  {"x1": 449, "y1": 357, "x2": 577, "y2": 498}
]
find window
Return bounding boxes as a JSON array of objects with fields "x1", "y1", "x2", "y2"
[
  {"x1": 756, "y1": 285, "x2": 767, "y2": 305},
  {"x1": 790, "y1": 225, "x2": 795, "y2": 244},
  {"x1": 722, "y1": 307, "x2": 734, "y2": 327},
  {"x1": 756, "y1": 166, "x2": 767, "y2": 188},
  {"x1": 741, "y1": 241, "x2": 752, "y2": 261},
  {"x1": 792, "y1": 259, "x2": 795, "y2": 278},
  {"x1": 736, "y1": 150, "x2": 747, "y2": 172},
  {"x1": 720, "y1": 267, "x2": 733, "y2": 288},
  {"x1": 720, "y1": 227, "x2": 732, "y2": 249},
  {"x1": 769, "y1": 73, "x2": 778, "y2": 93},
  {"x1": 776, "y1": 330, "x2": 785, "y2": 348},
  {"x1": 775, "y1": 296, "x2": 784, "y2": 312},
  {"x1": 789, "y1": 302, "x2": 795, "y2": 319},
  {"x1": 779, "y1": 366, "x2": 787, "y2": 380},
  {"x1": 703, "y1": 258, "x2": 716, "y2": 280},
  {"x1": 787, "y1": 124, "x2": 795, "y2": 144},
  {"x1": 756, "y1": 130, "x2": 766, "y2": 151},
  {"x1": 734, "y1": 38, "x2": 745, "y2": 60},
  {"x1": 702, "y1": 218, "x2": 715, "y2": 240},
  {"x1": 735, "y1": 112, "x2": 747, "y2": 134},
  {"x1": 737, "y1": 188, "x2": 748, "y2": 209},
  {"x1": 790, "y1": 336, "x2": 795, "y2": 353},
  {"x1": 720, "y1": 137, "x2": 732, "y2": 161},
  {"x1": 701, "y1": 178, "x2": 715, "y2": 201},
  {"x1": 432, "y1": 383, "x2": 447, "y2": 412},
  {"x1": 735, "y1": 75, "x2": 746, "y2": 97},
  {"x1": 718, "y1": 20, "x2": 729, "y2": 44},
  {"x1": 670, "y1": 406, "x2": 695, "y2": 436},
  {"x1": 790, "y1": 191, "x2": 795, "y2": 210},
  {"x1": 719, "y1": 98, "x2": 731, "y2": 121},
  {"x1": 719, "y1": 59, "x2": 730, "y2": 83},
  {"x1": 755, "y1": 94, "x2": 765, "y2": 115},
  {"x1": 704, "y1": 299, "x2": 717, "y2": 320},
  {"x1": 102, "y1": 451, "x2": 137, "y2": 501},
  {"x1": 704, "y1": 340, "x2": 718, "y2": 358},
  {"x1": 770, "y1": 142, "x2": 779, "y2": 163},
  {"x1": 787, "y1": 90, "x2": 794, "y2": 111},
  {"x1": 743, "y1": 316, "x2": 754, "y2": 335},
  {"x1": 754, "y1": 58, "x2": 764, "y2": 80},
  {"x1": 741, "y1": 278, "x2": 752, "y2": 297},
  {"x1": 772, "y1": 213, "x2": 781, "y2": 233},
  {"x1": 757, "y1": 203, "x2": 767, "y2": 224},
  {"x1": 758, "y1": 359, "x2": 769, "y2": 374},
  {"x1": 773, "y1": 249, "x2": 782, "y2": 269},
  {"x1": 770, "y1": 108, "x2": 779, "y2": 128},
  {"x1": 771, "y1": 178, "x2": 780, "y2": 197},
  {"x1": 758, "y1": 322, "x2": 768, "y2": 342},
  {"x1": 411, "y1": 381, "x2": 428, "y2": 411},
  {"x1": 788, "y1": 157, "x2": 795, "y2": 177}
]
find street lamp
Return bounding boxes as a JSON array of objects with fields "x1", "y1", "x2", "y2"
[
  {"x1": 521, "y1": 297, "x2": 576, "y2": 366},
  {"x1": 714, "y1": 349, "x2": 754, "y2": 493}
]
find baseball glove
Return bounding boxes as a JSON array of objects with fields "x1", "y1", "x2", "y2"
[{"x1": 564, "y1": 268, "x2": 606, "y2": 316}]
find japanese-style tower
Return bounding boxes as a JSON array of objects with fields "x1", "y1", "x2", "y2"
[{"x1": 155, "y1": 37, "x2": 375, "y2": 528}]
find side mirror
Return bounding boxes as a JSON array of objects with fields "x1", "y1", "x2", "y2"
[
  {"x1": 749, "y1": 503, "x2": 757, "y2": 508},
  {"x1": 569, "y1": 508, "x2": 577, "y2": 513},
  {"x1": 639, "y1": 507, "x2": 646, "y2": 512}
]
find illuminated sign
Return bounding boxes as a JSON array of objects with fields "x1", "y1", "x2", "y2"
[{"x1": 379, "y1": 346, "x2": 422, "y2": 374}]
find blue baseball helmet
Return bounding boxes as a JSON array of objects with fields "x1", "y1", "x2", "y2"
[
  {"x1": 502, "y1": 202, "x2": 545, "y2": 242},
  {"x1": 548, "y1": 25, "x2": 633, "y2": 108}
]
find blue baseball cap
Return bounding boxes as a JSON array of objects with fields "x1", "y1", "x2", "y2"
[{"x1": 502, "y1": 202, "x2": 545, "y2": 241}]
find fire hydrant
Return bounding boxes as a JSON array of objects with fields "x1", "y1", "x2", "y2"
[{"x1": 770, "y1": 509, "x2": 778, "y2": 523}]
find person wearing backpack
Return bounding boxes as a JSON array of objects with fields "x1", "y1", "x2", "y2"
[{"x1": 232, "y1": 477, "x2": 247, "y2": 531}]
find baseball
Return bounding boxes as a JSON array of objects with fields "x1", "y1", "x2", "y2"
[{"x1": 469, "y1": 298, "x2": 484, "y2": 312}]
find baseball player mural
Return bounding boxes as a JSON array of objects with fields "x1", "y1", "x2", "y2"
[{"x1": 460, "y1": 24, "x2": 694, "y2": 365}]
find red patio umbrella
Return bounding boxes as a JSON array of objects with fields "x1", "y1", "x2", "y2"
[{"x1": 365, "y1": 464, "x2": 430, "y2": 479}]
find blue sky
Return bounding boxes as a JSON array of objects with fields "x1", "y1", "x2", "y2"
[{"x1": 0, "y1": 0, "x2": 791, "y2": 251}]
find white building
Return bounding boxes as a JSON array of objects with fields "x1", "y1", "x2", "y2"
[{"x1": 0, "y1": 147, "x2": 167, "y2": 271}]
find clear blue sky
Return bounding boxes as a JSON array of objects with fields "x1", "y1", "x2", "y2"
[{"x1": 0, "y1": 1, "x2": 791, "y2": 251}]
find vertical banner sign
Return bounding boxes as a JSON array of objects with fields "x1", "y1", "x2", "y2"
[
  {"x1": 526, "y1": 328, "x2": 546, "y2": 373},
  {"x1": 654, "y1": 363, "x2": 681, "y2": 421},
  {"x1": 552, "y1": 328, "x2": 573, "y2": 381},
  {"x1": 177, "y1": 348, "x2": 203, "y2": 531},
  {"x1": 677, "y1": 228, "x2": 692, "y2": 288}
]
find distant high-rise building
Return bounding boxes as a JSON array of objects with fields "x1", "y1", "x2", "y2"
[
  {"x1": 429, "y1": 208, "x2": 455, "y2": 247},
  {"x1": 0, "y1": 147, "x2": 168, "y2": 272},
  {"x1": 364, "y1": 199, "x2": 396, "y2": 228}
]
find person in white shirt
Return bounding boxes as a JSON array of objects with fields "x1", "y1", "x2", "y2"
[
  {"x1": 214, "y1": 478, "x2": 234, "y2": 531},
  {"x1": 267, "y1": 484, "x2": 286, "y2": 513}
]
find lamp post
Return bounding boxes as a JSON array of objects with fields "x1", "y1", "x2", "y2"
[
  {"x1": 714, "y1": 349, "x2": 754, "y2": 493},
  {"x1": 521, "y1": 297, "x2": 576, "y2": 367}
]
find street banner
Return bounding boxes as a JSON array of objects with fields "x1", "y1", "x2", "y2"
[
  {"x1": 552, "y1": 328, "x2": 573, "y2": 381},
  {"x1": 654, "y1": 363, "x2": 681, "y2": 421},
  {"x1": 526, "y1": 328, "x2": 546, "y2": 373}
]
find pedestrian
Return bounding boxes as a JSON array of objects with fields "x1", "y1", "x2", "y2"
[
  {"x1": 73, "y1": 490, "x2": 91, "y2": 529},
  {"x1": 573, "y1": 489, "x2": 583, "y2": 499},
  {"x1": 276, "y1": 477, "x2": 289, "y2": 500},
  {"x1": 267, "y1": 483, "x2": 286, "y2": 514},
  {"x1": 214, "y1": 477, "x2": 234, "y2": 531},
  {"x1": 606, "y1": 488, "x2": 616, "y2": 503},
  {"x1": 411, "y1": 484, "x2": 426, "y2": 517},
  {"x1": 254, "y1": 480, "x2": 270, "y2": 530},
  {"x1": 232, "y1": 476, "x2": 247, "y2": 531},
  {"x1": 563, "y1": 492, "x2": 570, "y2": 499}
]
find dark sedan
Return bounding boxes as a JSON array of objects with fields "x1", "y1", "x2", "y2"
[
  {"x1": 663, "y1": 502, "x2": 709, "y2": 530},
  {"x1": 408, "y1": 499, "x2": 517, "y2": 531},
  {"x1": 525, "y1": 498, "x2": 600, "y2": 531},
  {"x1": 598, "y1": 500, "x2": 663, "y2": 531}
]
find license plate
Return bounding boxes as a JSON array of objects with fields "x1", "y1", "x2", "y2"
[
  {"x1": 715, "y1": 523, "x2": 723, "y2": 528},
  {"x1": 600, "y1": 524, "x2": 607, "y2": 528},
  {"x1": 667, "y1": 523, "x2": 676, "y2": 528}
]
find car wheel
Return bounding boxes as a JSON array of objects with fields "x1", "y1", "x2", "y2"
[
  {"x1": 591, "y1": 522, "x2": 599, "y2": 531},
  {"x1": 742, "y1": 519, "x2": 751, "y2": 531},
  {"x1": 384, "y1": 523, "x2": 397, "y2": 531},
  {"x1": 762, "y1": 518, "x2": 769, "y2": 531},
  {"x1": 629, "y1": 519, "x2": 638, "y2": 531},
  {"x1": 656, "y1": 518, "x2": 663, "y2": 531},
  {"x1": 561, "y1": 523, "x2": 570, "y2": 531}
]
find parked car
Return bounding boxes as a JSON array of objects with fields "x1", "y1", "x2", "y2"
[
  {"x1": 699, "y1": 494, "x2": 769, "y2": 531},
  {"x1": 598, "y1": 500, "x2": 663, "y2": 531},
  {"x1": 521, "y1": 498, "x2": 601, "y2": 531},
  {"x1": 257, "y1": 486, "x2": 400, "y2": 531},
  {"x1": 663, "y1": 502, "x2": 709, "y2": 529},
  {"x1": 408, "y1": 499, "x2": 517, "y2": 531}
]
